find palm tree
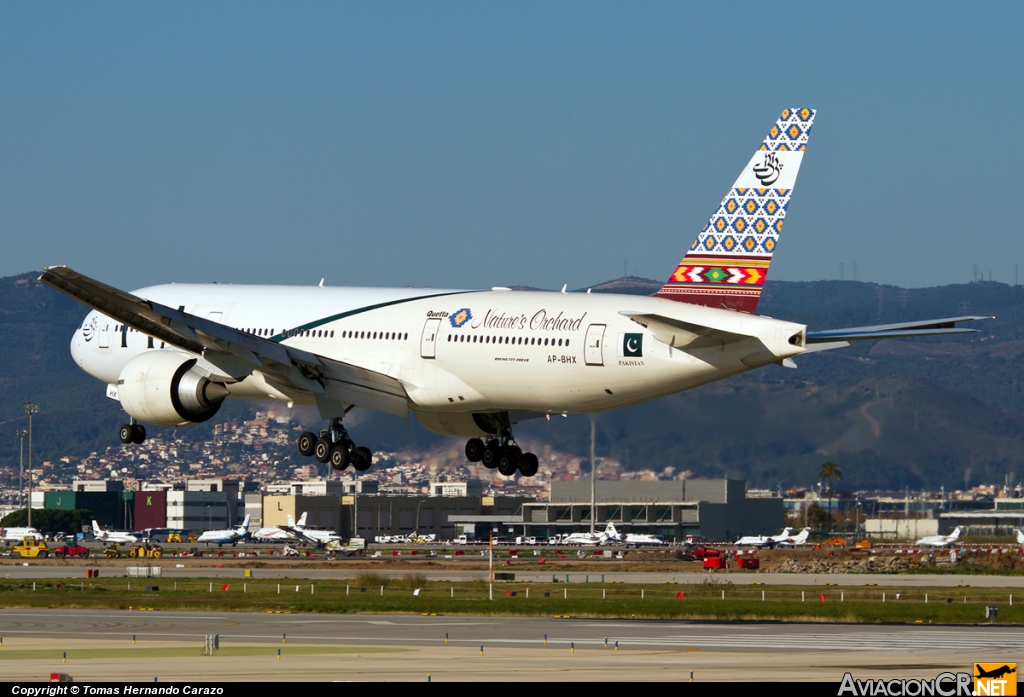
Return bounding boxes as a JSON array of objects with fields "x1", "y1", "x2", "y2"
[{"x1": 818, "y1": 461, "x2": 843, "y2": 532}]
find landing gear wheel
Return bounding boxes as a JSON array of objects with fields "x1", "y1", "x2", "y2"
[
  {"x1": 497, "y1": 448, "x2": 520, "y2": 477},
  {"x1": 330, "y1": 445, "x2": 349, "y2": 471},
  {"x1": 465, "y1": 438, "x2": 485, "y2": 463},
  {"x1": 297, "y1": 432, "x2": 317, "y2": 457},
  {"x1": 314, "y1": 437, "x2": 332, "y2": 464},
  {"x1": 131, "y1": 425, "x2": 146, "y2": 444},
  {"x1": 481, "y1": 440, "x2": 500, "y2": 469},
  {"x1": 353, "y1": 446, "x2": 372, "y2": 472},
  {"x1": 119, "y1": 425, "x2": 134, "y2": 444},
  {"x1": 518, "y1": 452, "x2": 539, "y2": 477}
]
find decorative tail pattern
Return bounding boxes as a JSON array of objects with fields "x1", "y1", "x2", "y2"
[{"x1": 655, "y1": 108, "x2": 815, "y2": 313}]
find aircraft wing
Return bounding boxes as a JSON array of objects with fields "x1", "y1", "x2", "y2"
[
  {"x1": 805, "y1": 316, "x2": 990, "y2": 352},
  {"x1": 39, "y1": 266, "x2": 409, "y2": 418},
  {"x1": 279, "y1": 526, "x2": 323, "y2": 547},
  {"x1": 619, "y1": 312, "x2": 753, "y2": 349}
]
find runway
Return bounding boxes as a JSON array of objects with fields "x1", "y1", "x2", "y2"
[
  {"x1": 0, "y1": 609, "x2": 1016, "y2": 681},
  {"x1": 2, "y1": 563, "x2": 1023, "y2": 587}
]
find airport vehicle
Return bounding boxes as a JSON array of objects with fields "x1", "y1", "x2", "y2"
[
  {"x1": 12, "y1": 536, "x2": 49, "y2": 557},
  {"x1": 777, "y1": 527, "x2": 811, "y2": 546},
  {"x1": 43, "y1": 108, "x2": 989, "y2": 480},
  {"x1": 92, "y1": 520, "x2": 138, "y2": 545},
  {"x1": 196, "y1": 515, "x2": 251, "y2": 545},
  {"x1": 915, "y1": 526, "x2": 964, "y2": 547},
  {"x1": 53, "y1": 538, "x2": 90, "y2": 558},
  {"x1": 735, "y1": 527, "x2": 795, "y2": 548},
  {"x1": 128, "y1": 541, "x2": 163, "y2": 558},
  {"x1": 0, "y1": 527, "x2": 44, "y2": 543}
]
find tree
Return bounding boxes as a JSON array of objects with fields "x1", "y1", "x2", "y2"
[
  {"x1": 0, "y1": 508, "x2": 94, "y2": 535},
  {"x1": 818, "y1": 461, "x2": 843, "y2": 531}
]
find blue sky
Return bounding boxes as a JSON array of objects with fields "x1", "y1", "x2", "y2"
[{"x1": 2, "y1": 3, "x2": 1022, "y2": 291}]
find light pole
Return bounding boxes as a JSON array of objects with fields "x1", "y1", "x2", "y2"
[
  {"x1": 24, "y1": 403, "x2": 38, "y2": 528},
  {"x1": 589, "y1": 418, "x2": 596, "y2": 536},
  {"x1": 15, "y1": 429, "x2": 27, "y2": 511}
]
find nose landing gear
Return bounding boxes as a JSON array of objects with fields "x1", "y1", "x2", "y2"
[
  {"x1": 297, "y1": 417, "x2": 372, "y2": 472},
  {"x1": 465, "y1": 433, "x2": 539, "y2": 478}
]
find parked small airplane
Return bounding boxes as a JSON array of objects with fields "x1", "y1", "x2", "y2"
[
  {"x1": 196, "y1": 515, "x2": 251, "y2": 545},
  {"x1": 915, "y1": 526, "x2": 963, "y2": 547},
  {"x1": 0, "y1": 526, "x2": 43, "y2": 542},
  {"x1": 735, "y1": 527, "x2": 794, "y2": 548},
  {"x1": 91, "y1": 520, "x2": 138, "y2": 544}
]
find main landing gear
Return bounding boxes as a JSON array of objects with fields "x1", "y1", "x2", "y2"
[
  {"x1": 118, "y1": 419, "x2": 146, "y2": 445},
  {"x1": 465, "y1": 433, "x2": 539, "y2": 478},
  {"x1": 297, "y1": 417, "x2": 372, "y2": 472}
]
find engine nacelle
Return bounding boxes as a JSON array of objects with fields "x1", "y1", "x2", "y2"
[
  {"x1": 117, "y1": 351, "x2": 230, "y2": 427},
  {"x1": 414, "y1": 411, "x2": 500, "y2": 438}
]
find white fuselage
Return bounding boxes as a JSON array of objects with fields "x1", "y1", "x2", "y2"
[{"x1": 69, "y1": 283, "x2": 806, "y2": 432}]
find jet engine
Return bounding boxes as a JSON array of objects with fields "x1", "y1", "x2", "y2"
[{"x1": 117, "y1": 351, "x2": 230, "y2": 426}]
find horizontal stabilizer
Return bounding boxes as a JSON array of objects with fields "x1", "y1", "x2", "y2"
[
  {"x1": 619, "y1": 311, "x2": 753, "y2": 349},
  {"x1": 39, "y1": 265, "x2": 409, "y2": 417},
  {"x1": 806, "y1": 315, "x2": 991, "y2": 344}
]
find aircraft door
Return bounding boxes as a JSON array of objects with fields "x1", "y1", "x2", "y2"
[
  {"x1": 584, "y1": 324, "x2": 606, "y2": 366},
  {"x1": 98, "y1": 319, "x2": 111, "y2": 349},
  {"x1": 420, "y1": 318, "x2": 442, "y2": 359}
]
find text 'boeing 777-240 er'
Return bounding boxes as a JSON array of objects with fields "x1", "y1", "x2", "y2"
[{"x1": 41, "y1": 108, "x2": 989, "y2": 478}]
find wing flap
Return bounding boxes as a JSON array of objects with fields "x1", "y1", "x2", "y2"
[{"x1": 806, "y1": 315, "x2": 991, "y2": 344}]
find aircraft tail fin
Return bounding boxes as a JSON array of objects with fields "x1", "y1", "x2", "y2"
[
  {"x1": 286, "y1": 514, "x2": 295, "y2": 527},
  {"x1": 655, "y1": 108, "x2": 816, "y2": 313},
  {"x1": 240, "y1": 514, "x2": 251, "y2": 531},
  {"x1": 604, "y1": 522, "x2": 619, "y2": 539},
  {"x1": 297, "y1": 512, "x2": 308, "y2": 527},
  {"x1": 92, "y1": 520, "x2": 101, "y2": 534},
  {"x1": 950, "y1": 526, "x2": 963, "y2": 540}
]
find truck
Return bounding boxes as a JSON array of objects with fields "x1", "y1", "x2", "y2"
[{"x1": 12, "y1": 536, "x2": 50, "y2": 558}]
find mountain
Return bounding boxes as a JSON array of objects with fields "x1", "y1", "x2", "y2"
[{"x1": 2, "y1": 270, "x2": 1022, "y2": 490}]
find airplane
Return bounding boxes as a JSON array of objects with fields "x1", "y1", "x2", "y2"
[
  {"x1": 195, "y1": 514, "x2": 251, "y2": 545},
  {"x1": 563, "y1": 522, "x2": 620, "y2": 546},
  {"x1": 252, "y1": 512, "x2": 306, "y2": 542},
  {"x1": 0, "y1": 526, "x2": 44, "y2": 542},
  {"x1": 915, "y1": 526, "x2": 963, "y2": 547},
  {"x1": 621, "y1": 532, "x2": 668, "y2": 547},
  {"x1": 91, "y1": 520, "x2": 138, "y2": 544},
  {"x1": 40, "y1": 108, "x2": 990, "y2": 479},
  {"x1": 280, "y1": 513, "x2": 343, "y2": 547},
  {"x1": 735, "y1": 527, "x2": 794, "y2": 548},
  {"x1": 777, "y1": 527, "x2": 811, "y2": 546}
]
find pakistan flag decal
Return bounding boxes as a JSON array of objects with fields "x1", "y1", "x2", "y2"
[{"x1": 620, "y1": 333, "x2": 643, "y2": 357}]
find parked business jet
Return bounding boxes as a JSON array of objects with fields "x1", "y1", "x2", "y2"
[
  {"x1": 915, "y1": 526, "x2": 964, "y2": 547},
  {"x1": 563, "y1": 522, "x2": 620, "y2": 546},
  {"x1": 735, "y1": 527, "x2": 795, "y2": 548},
  {"x1": 777, "y1": 527, "x2": 811, "y2": 546},
  {"x1": 252, "y1": 512, "x2": 306, "y2": 542},
  {"x1": 41, "y1": 108, "x2": 989, "y2": 479},
  {"x1": 91, "y1": 520, "x2": 138, "y2": 544},
  {"x1": 195, "y1": 515, "x2": 251, "y2": 545},
  {"x1": 281, "y1": 512, "x2": 342, "y2": 547},
  {"x1": 0, "y1": 526, "x2": 44, "y2": 542}
]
